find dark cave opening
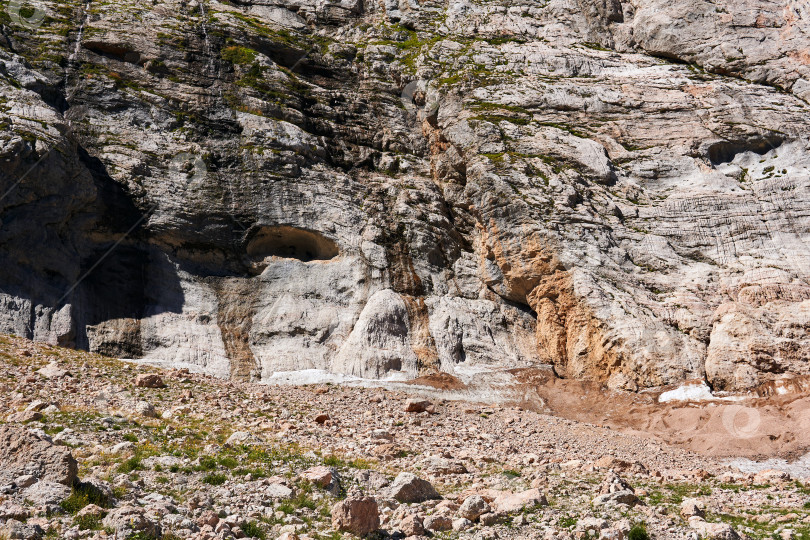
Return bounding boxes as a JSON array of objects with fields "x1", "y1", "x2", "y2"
[{"x1": 246, "y1": 226, "x2": 339, "y2": 263}]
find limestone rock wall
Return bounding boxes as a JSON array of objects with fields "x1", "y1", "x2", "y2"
[{"x1": 1, "y1": 0, "x2": 809, "y2": 390}]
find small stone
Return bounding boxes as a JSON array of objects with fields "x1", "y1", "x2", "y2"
[
  {"x1": 225, "y1": 431, "x2": 251, "y2": 446},
  {"x1": 399, "y1": 514, "x2": 424, "y2": 536},
  {"x1": 592, "y1": 490, "x2": 640, "y2": 507},
  {"x1": 301, "y1": 466, "x2": 333, "y2": 488},
  {"x1": 109, "y1": 442, "x2": 135, "y2": 455},
  {"x1": 135, "y1": 373, "x2": 166, "y2": 388},
  {"x1": 6, "y1": 410, "x2": 43, "y2": 423},
  {"x1": 458, "y1": 495, "x2": 491, "y2": 521},
  {"x1": 135, "y1": 401, "x2": 157, "y2": 418},
  {"x1": 681, "y1": 498, "x2": 706, "y2": 519},
  {"x1": 493, "y1": 488, "x2": 548, "y2": 513},
  {"x1": 480, "y1": 512, "x2": 503, "y2": 526},
  {"x1": 452, "y1": 517, "x2": 473, "y2": 531},
  {"x1": 14, "y1": 475, "x2": 37, "y2": 489},
  {"x1": 197, "y1": 510, "x2": 219, "y2": 527},
  {"x1": 331, "y1": 494, "x2": 380, "y2": 536},
  {"x1": 36, "y1": 363, "x2": 70, "y2": 379},
  {"x1": 76, "y1": 504, "x2": 106, "y2": 519},
  {"x1": 424, "y1": 514, "x2": 453, "y2": 532}
]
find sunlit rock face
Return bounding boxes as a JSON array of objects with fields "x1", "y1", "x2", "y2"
[{"x1": 1, "y1": 0, "x2": 809, "y2": 390}]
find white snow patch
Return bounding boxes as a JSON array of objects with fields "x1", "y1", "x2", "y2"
[
  {"x1": 725, "y1": 452, "x2": 810, "y2": 481},
  {"x1": 659, "y1": 382, "x2": 714, "y2": 402},
  {"x1": 262, "y1": 369, "x2": 410, "y2": 386}
]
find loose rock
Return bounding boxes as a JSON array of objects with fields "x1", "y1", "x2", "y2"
[{"x1": 331, "y1": 494, "x2": 380, "y2": 536}]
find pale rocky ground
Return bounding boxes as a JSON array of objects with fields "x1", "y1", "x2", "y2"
[
  {"x1": 2, "y1": 0, "x2": 810, "y2": 393},
  {"x1": 2, "y1": 334, "x2": 810, "y2": 540}
]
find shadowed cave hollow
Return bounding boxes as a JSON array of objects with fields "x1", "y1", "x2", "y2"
[{"x1": 246, "y1": 226, "x2": 339, "y2": 263}]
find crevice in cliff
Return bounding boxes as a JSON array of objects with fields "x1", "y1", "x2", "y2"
[
  {"x1": 708, "y1": 137, "x2": 783, "y2": 165},
  {"x1": 381, "y1": 224, "x2": 441, "y2": 373},
  {"x1": 83, "y1": 42, "x2": 142, "y2": 65},
  {"x1": 211, "y1": 278, "x2": 258, "y2": 381}
]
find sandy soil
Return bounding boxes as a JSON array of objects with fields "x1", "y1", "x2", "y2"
[{"x1": 401, "y1": 367, "x2": 810, "y2": 463}]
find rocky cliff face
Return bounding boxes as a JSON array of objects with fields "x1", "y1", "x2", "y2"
[{"x1": 1, "y1": 0, "x2": 809, "y2": 391}]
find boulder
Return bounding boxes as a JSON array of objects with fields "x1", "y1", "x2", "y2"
[
  {"x1": 399, "y1": 514, "x2": 424, "y2": 536},
  {"x1": 592, "y1": 490, "x2": 640, "y2": 507},
  {"x1": 0, "y1": 503, "x2": 30, "y2": 521},
  {"x1": 492, "y1": 488, "x2": 548, "y2": 513},
  {"x1": 76, "y1": 504, "x2": 106, "y2": 519},
  {"x1": 680, "y1": 498, "x2": 706, "y2": 519},
  {"x1": 225, "y1": 431, "x2": 251, "y2": 446},
  {"x1": 389, "y1": 472, "x2": 441, "y2": 503},
  {"x1": 6, "y1": 410, "x2": 43, "y2": 423},
  {"x1": 300, "y1": 466, "x2": 333, "y2": 488},
  {"x1": 754, "y1": 469, "x2": 791, "y2": 484},
  {"x1": 424, "y1": 514, "x2": 453, "y2": 531},
  {"x1": 103, "y1": 506, "x2": 161, "y2": 538},
  {"x1": 331, "y1": 494, "x2": 380, "y2": 536},
  {"x1": 452, "y1": 517, "x2": 473, "y2": 531},
  {"x1": 21, "y1": 481, "x2": 71, "y2": 506},
  {"x1": 0, "y1": 425, "x2": 78, "y2": 486},
  {"x1": 135, "y1": 401, "x2": 157, "y2": 418},
  {"x1": 1, "y1": 519, "x2": 44, "y2": 540},
  {"x1": 404, "y1": 399, "x2": 434, "y2": 413},
  {"x1": 458, "y1": 495, "x2": 491, "y2": 521},
  {"x1": 688, "y1": 516, "x2": 741, "y2": 540},
  {"x1": 265, "y1": 483, "x2": 294, "y2": 500},
  {"x1": 135, "y1": 373, "x2": 166, "y2": 388},
  {"x1": 36, "y1": 363, "x2": 70, "y2": 379},
  {"x1": 598, "y1": 472, "x2": 635, "y2": 495}
]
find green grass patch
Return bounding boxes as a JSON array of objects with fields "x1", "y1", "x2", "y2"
[
  {"x1": 241, "y1": 520, "x2": 266, "y2": 539},
  {"x1": 117, "y1": 455, "x2": 143, "y2": 474},
  {"x1": 60, "y1": 483, "x2": 112, "y2": 514},
  {"x1": 221, "y1": 45, "x2": 256, "y2": 65},
  {"x1": 628, "y1": 523, "x2": 650, "y2": 540},
  {"x1": 202, "y1": 473, "x2": 227, "y2": 486},
  {"x1": 74, "y1": 514, "x2": 105, "y2": 531},
  {"x1": 218, "y1": 456, "x2": 239, "y2": 469}
]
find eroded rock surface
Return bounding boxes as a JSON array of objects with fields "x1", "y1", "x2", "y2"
[
  {"x1": 1, "y1": 0, "x2": 809, "y2": 390},
  {"x1": 0, "y1": 425, "x2": 78, "y2": 487}
]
